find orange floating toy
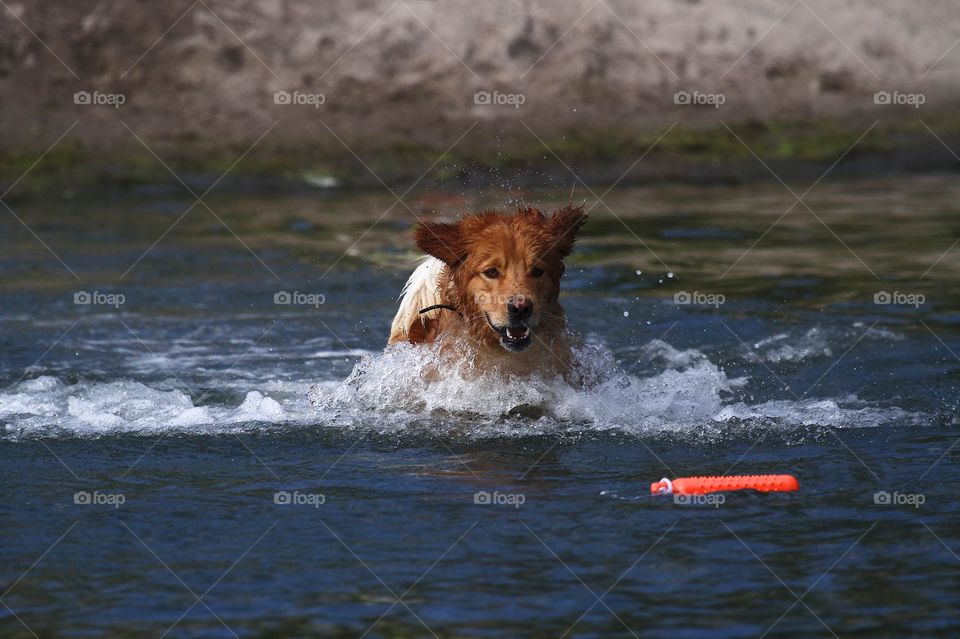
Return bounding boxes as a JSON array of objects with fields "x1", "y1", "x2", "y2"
[{"x1": 650, "y1": 474, "x2": 799, "y2": 495}]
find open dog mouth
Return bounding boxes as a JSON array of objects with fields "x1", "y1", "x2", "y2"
[{"x1": 485, "y1": 314, "x2": 532, "y2": 352}]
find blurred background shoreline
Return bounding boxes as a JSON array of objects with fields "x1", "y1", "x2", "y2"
[{"x1": 3, "y1": 0, "x2": 960, "y2": 198}]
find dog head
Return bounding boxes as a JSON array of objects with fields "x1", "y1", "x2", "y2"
[{"x1": 415, "y1": 206, "x2": 586, "y2": 352}]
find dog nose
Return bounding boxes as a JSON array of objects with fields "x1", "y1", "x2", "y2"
[{"x1": 507, "y1": 296, "x2": 532, "y2": 320}]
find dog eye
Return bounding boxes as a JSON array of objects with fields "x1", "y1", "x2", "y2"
[
  {"x1": 483, "y1": 267, "x2": 500, "y2": 279},
  {"x1": 531, "y1": 267, "x2": 545, "y2": 278}
]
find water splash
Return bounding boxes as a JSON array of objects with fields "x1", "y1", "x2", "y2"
[{"x1": 0, "y1": 338, "x2": 916, "y2": 440}]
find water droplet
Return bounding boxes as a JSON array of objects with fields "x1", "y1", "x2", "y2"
[{"x1": 622, "y1": 311, "x2": 629, "y2": 318}]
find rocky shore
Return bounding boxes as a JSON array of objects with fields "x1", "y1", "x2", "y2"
[{"x1": 2, "y1": 0, "x2": 959, "y2": 194}]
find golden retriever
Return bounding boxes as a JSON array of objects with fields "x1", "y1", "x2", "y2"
[{"x1": 388, "y1": 206, "x2": 587, "y2": 378}]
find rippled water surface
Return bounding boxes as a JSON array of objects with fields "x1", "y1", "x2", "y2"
[{"x1": 1, "y1": 175, "x2": 958, "y2": 637}]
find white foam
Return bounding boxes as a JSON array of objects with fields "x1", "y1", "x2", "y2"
[
  {"x1": 231, "y1": 391, "x2": 284, "y2": 422},
  {"x1": 741, "y1": 325, "x2": 907, "y2": 364},
  {"x1": 743, "y1": 328, "x2": 832, "y2": 363},
  {"x1": 0, "y1": 338, "x2": 915, "y2": 440},
  {"x1": 0, "y1": 377, "x2": 316, "y2": 438}
]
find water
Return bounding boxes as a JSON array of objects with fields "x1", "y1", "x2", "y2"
[{"x1": 1, "y1": 175, "x2": 958, "y2": 637}]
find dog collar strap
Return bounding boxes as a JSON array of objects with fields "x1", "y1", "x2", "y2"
[{"x1": 418, "y1": 304, "x2": 461, "y2": 317}]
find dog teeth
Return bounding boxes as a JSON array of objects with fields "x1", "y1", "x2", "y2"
[{"x1": 506, "y1": 327, "x2": 529, "y2": 340}]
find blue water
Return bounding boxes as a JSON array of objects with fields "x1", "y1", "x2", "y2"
[{"x1": 1, "y1": 178, "x2": 958, "y2": 637}]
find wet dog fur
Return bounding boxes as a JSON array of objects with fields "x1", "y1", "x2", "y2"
[{"x1": 388, "y1": 206, "x2": 587, "y2": 379}]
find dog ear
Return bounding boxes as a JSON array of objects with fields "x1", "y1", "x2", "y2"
[
  {"x1": 415, "y1": 221, "x2": 467, "y2": 265},
  {"x1": 549, "y1": 206, "x2": 587, "y2": 257}
]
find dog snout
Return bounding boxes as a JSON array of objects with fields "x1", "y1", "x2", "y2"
[{"x1": 507, "y1": 295, "x2": 533, "y2": 321}]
